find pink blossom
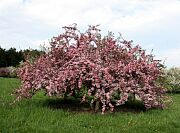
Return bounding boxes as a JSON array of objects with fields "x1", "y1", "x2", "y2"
[{"x1": 14, "y1": 24, "x2": 166, "y2": 114}]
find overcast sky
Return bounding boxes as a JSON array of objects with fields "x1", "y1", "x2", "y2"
[{"x1": 0, "y1": 0, "x2": 180, "y2": 67}]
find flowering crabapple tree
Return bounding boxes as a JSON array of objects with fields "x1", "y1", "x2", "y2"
[{"x1": 14, "y1": 24, "x2": 166, "y2": 114}]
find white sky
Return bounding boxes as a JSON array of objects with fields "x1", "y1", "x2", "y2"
[{"x1": 0, "y1": 0, "x2": 180, "y2": 67}]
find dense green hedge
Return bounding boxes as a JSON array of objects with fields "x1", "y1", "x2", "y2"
[{"x1": 0, "y1": 47, "x2": 44, "y2": 67}]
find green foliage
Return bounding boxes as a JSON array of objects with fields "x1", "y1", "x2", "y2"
[
  {"x1": 0, "y1": 47, "x2": 7, "y2": 67},
  {"x1": 0, "y1": 47, "x2": 24, "y2": 67},
  {"x1": 0, "y1": 46, "x2": 45, "y2": 67}
]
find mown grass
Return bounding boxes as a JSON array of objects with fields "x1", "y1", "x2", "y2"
[{"x1": 0, "y1": 77, "x2": 180, "y2": 133}]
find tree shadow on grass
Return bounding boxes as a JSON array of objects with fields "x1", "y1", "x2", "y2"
[
  {"x1": 114, "y1": 100, "x2": 146, "y2": 114},
  {"x1": 42, "y1": 97, "x2": 146, "y2": 114},
  {"x1": 42, "y1": 97, "x2": 93, "y2": 113}
]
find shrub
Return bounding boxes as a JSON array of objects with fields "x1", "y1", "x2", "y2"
[
  {"x1": 14, "y1": 24, "x2": 167, "y2": 114},
  {"x1": 0, "y1": 67, "x2": 17, "y2": 78},
  {"x1": 0, "y1": 67, "x2": 10, "y2": 77},
  {"x1": 158, "y1": 67, "x2": 180, "y2": 93},
  {"x1": 7, "y1": 66, "x2": 17, "y2": 78}
]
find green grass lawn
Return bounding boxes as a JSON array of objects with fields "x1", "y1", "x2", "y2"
[{"x1": 0, "y1": 77, "x2": 180, "y2": 133}]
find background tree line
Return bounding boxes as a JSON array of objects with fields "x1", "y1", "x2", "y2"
[{"x1": 0, "y1": 47, "x2": 44, "y2": 67}]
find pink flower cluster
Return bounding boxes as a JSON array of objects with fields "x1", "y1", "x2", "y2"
[{"x1": 15, "y1": 24, "x2": 166, "y2": 113}]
